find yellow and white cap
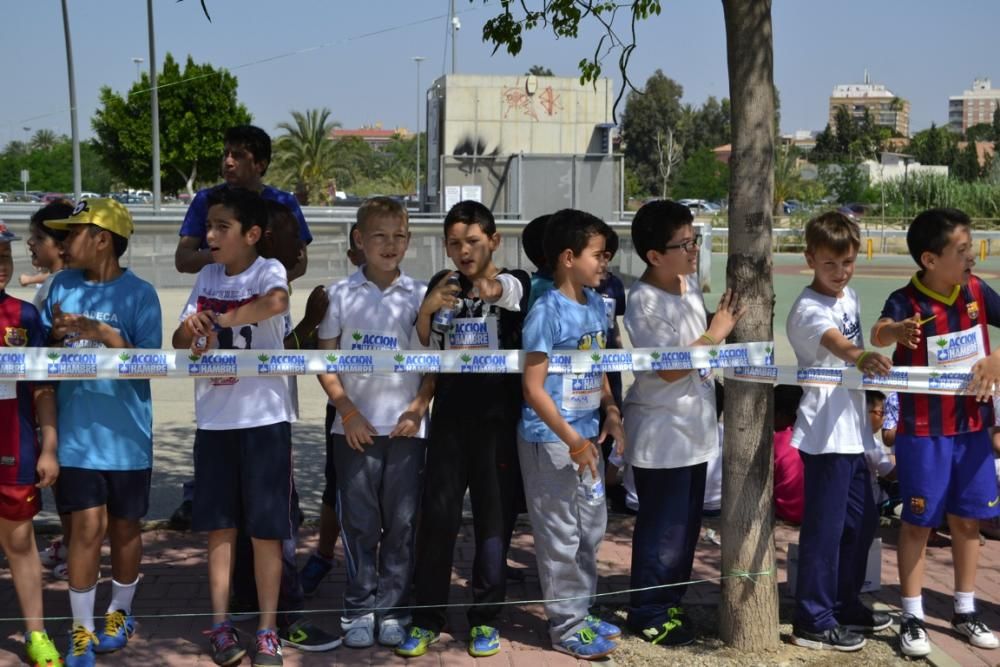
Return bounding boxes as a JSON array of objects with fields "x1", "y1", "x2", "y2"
[{"x1": 45, "y1": 198, "x2": 134, "y2": 238}]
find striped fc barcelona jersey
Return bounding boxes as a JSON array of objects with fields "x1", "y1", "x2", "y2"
[
  {"x1": 0, "y1": 292, "x2": 46, "y2": 486},
  {"x1": 880, "y1": 274, "x2": 1000, "y2": 436}
]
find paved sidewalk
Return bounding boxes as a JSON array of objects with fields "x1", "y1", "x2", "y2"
[{"x1": 3, "y1": 515, "x2": 1000, "y2": 665}]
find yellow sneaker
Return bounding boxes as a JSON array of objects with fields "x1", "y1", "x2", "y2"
[{"x1": 25, "y1": 630, "x2": 63, "y2": 666}]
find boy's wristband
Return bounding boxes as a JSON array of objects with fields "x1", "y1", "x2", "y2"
[
  {"x1": 291, "y1": 331, "x2": 301, "y2": 350},
  {"x1": 855, "y1": 350, "x2": 871, "y2": 370},
  {"x1": 699, "y1": 332, "x2": 717, "y2": 346},
  {"x1": 871, "y1": 321, "x2": 890, "y2": 347},
  {"x1": 341, "y1": 409, "x2": 359, "y2": 426},
  {"x1": 568, "y1": 441, "x2": 590, "y2": 456}
]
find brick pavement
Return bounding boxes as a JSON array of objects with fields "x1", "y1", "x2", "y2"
[{"x1": 2, "y1": 516, "x2": 1000, "y2": 665}]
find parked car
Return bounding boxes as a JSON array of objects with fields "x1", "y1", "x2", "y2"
[
  {"x1": 837, "y1": 203, "x2": 870, "y2": 222},
  {"x1": 0, "y1": 192, "x2": 7, "y2": 203}
]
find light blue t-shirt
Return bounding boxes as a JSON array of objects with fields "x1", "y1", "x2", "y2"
[
  {"x1": 518, "y1": 287, "x2": 607, "y2": 443},
  {"x1": 40, "y1": 269, "x2": 162, "y2": 470}
]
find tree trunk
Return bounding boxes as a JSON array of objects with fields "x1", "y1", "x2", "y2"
[
  {"x1": 186, "y1": 163, "x2": 197, "y2": 199},
  {"x1": 719, "y1": 0, "x2": 779, "y2": 650}
]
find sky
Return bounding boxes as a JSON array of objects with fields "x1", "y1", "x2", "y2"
[{"x1": 1, "y1": 0, "x2": 998, "y2": 150}]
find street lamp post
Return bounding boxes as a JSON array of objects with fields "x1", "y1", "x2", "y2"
[
  {"x1": 132, "y1": 56, "x2": 144, "y2": 82},
  {"x1": 413, "y1": 56, "x2": 425, "y2": 211}
]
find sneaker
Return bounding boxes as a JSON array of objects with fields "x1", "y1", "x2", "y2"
[
  {"x1": 299, "y1": 553, "x2": 334, "y2": 598},
  {"x1": 840, "y1": 606, "x2": 893, "y2": 633},
  {"x1": 93, "y1": 610, "x2": 135, "y2": 653},
  {"x1": 39, "y1": 539, "x2": 67, "y2": 567},
  {"x1": 378, "y1": 618, "x2": 406, "y2": 647},
  {"x1": 952, "y1": 612, "x2": 1000, "y2": 649},
  {"x1": 468, "y1": 625, "x2": 500, "y2": 657},
  {"x1": 253, "y1": 629, "x2": 283, "y2": 666},
  {"x1": 899, "y1": 615, "x2": 932, "y2": 658},
  {"x1": 636, "y1": 607, "x2": 694, "y2": 647},
  {"x1": 278, "y1": 619, "x2": 342, "y2": 652},
  {"x1": 25, "y1": 630, "x2": 62, "y2": 666},
  {"x1": 585, "y1": 614, "x2": 621, "y2": 639},
  {"x1": 553, "y1": 627, "x2": 616, "y2": 660},
  {"x1": 169, "y1": 499, "x2": 193, "y2": 531},
  {"x1": 228, "y1": 597, "x2": 257, "y2": 623},
  {"x1": 395, "y1": 626, "x2": 439, "y2": 658},
  {"x1": 51, "y1": 562, "x2": 69, "y2": 581},
  {"x1": 204, "y1": 622, "x2": 246, "y2": 666},
  {"x1": 791, "y1": 625, "x2": 865, "y2": 651},
  {"x1": 341, "y1": 613, "x2": 374, "y2": 649},
  {"x1": 64, "y1": 626, "x2": 98, "y2": 667}
]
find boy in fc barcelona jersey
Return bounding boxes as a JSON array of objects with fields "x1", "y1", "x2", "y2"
[{"x1": 871, "y1": 207, "x2": 1000, "y2": 657}]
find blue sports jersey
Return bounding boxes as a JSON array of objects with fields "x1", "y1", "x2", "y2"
[
  {"x1": 40, "y1": 270, "x2": 162, "y2": 471},
  {"x1": 518, "y1": 287, "x2": 607, "y2": 443},
  {"x1": 180, "y1": 184, "x2": 313, "y2": 246},
  {"x1": 0, "y1": 293, "x2": 47, "y2": 486}
]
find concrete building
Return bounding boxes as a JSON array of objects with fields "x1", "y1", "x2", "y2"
[
  {"x1": 330, "y1": 123, "x2": 410, "y2": 150},
  {"x1": 828, "y1": 72, "x2": 909, "y2": 136},
  {"x1": 424, "y1": 74, "x2": 620, "y2": 218},
  {"x1": 860, "y1": 152, "x2": 948, "y2": 186},
  {"x1": 948, "y1": 78, "x2": 1000, "y2": 134}
]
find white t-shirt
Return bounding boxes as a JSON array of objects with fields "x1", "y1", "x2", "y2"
[
  {"x1": 703, "y1": 422, "x2": 724, "y2": 511},
  {"x1": 180, "y1": 257, "x2": 295, "y2": 430},
  {"x1": 622, "y1": 276, "x2": 718, "y2": 469},
  {"x1": 787, "y1": 286, "x2": 873, "y2": 455},
  {"x1": 318, "y1": 268, "x2": 429, "y2": 438}
]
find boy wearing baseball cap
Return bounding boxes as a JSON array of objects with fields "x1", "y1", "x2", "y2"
[
  {"x1": 0, "y1": 221, "x2": 63, "y2": 666},
  {"x1": 41, "y1": 199, "x2": 162, "y2": 667}
]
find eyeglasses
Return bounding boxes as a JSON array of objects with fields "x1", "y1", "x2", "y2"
[{"x1": 664, "y1": 234, "x2": 702, "y2": 253}]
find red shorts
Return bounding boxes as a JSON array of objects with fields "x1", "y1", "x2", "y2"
[{"x1": 0, "y1": 484, "x2": 41, "y2": 522}]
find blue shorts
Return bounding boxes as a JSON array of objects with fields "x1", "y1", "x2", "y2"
[
  {"x1": 54, "y1": 467, "x2": 151, "y2": 520},
  {"x1": 896, "y1": 430, "x2": 1000, "y2": 527}
]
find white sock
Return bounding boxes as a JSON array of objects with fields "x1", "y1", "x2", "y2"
[
  {"x1": 108, "y1": 577, "x2": 139, "y2": 615},
  {"x1": 901, "y1": 595, "x2": 924, "y2": 620},
  {"x1": 69, "y1": 584, "x2": 97, "y2": 632},
  {"x1": 955, "y1": 590, "x2": 976, "y2": 615}
]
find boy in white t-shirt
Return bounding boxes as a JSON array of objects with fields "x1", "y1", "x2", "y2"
[
  {"x1": 786, "y1": 212, "x2": 893, "y2": 653},
  {"x1": 173, "y1": 187, "x2": 295, "y2": 667},
  {"x1": 317, "y1": 197, "x2": 434, "y2": 649},
  {"x1": 622, "y1": 200, "x2": 744, "y2": 647}
]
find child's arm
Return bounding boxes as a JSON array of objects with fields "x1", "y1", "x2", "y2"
[
  {"x1": 390, "y1": 373, "x2": 436, "y2": 438},
  {"x1": 19, "y1": 271, "x2": 49, "y2": 287},
  {"x1": 284, "y1": 285, "x2": 328, "y2": 350},
  {"x1": 598, "y1": 374, "x2": 625, "y2": 456},
  {"x1": 33, "y1": 384, "x2": 58, "y2": 488},
  {"x1": 172, "y1": 311, "x2": 217, "y2": 351},
  {"x1": 473, "y1": 273, "x2": 523, "y2": 310},
  {"x1": 216, "y1": 287, "x2": 289, "y2": 330},
  {"x1": 522, "y1": 351, "x2": 600, "y2": 479},
  {"x1": 49, "y1": 302, "x2": 130, "y2": 349},
  {"x1": 870, "y1": 315, "x2": 922, "y2": 349},
  {"x1": 317, "y1": 335, "x2": 378, "y2": 451},
  {"x1": 819, "y1": 329, "x2": 893, "y2": 376},
  {"x1": 416, "y1": 272, "x2": 460, "y2": 347},
  {"x1": 657, "y1": 288, "x2": 746, "y2": 383}
]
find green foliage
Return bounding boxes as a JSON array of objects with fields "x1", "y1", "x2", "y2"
[
  {"x1": 953, "y1": 141, "x2": 983, "y2": 183},
  {"x1": 673, "y1": 148, "x2": 728, "y2": 200},
  {"x1": 526, "y1": 65, "x2": 554, "y2": 76},
  {"x1": 812, "y1": 106, "x2": 886, "y2": 162},
  {"x1": 819, "y1": 162, "x2": 875, "y2": 204},
  {"x1": 965, "y1": 123, "x2": 996, "y2": 143},
  {"x1": 620, "y1": 69, "x2": 684, "y2": 196},
  {"x1": 879, "y1": 173, "x2": 1000, "y2": 218},
  {"x1": 908, "y1": 123, "x2": 958, "y2": 166},
  {"x1": 270, "y1": 108, "x2": 341, "y2": 205},
  {"x1": 91, "y1": 52, "x2": 251, "y2": 194},
  {"x1": 0, "y1": 135, "x2": 113, "y2": 193}
]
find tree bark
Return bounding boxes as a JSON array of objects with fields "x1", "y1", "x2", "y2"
[{"x1": 719, "y1": 0, "x2": 779, "y2": 650}]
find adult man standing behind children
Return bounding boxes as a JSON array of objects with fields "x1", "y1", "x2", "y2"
[
  {"x1": 317, "y1": 197, "x2": 434, "y2": 649},
  {"x1": 41, "y1": 199, "x2": 162, "y2": 667},
  {"x1": 787, "y1": 212, "x2": 893, "y2": 652},
  {"x1": 871, "y1": 207, "x2": 1000, "y2": 657}
]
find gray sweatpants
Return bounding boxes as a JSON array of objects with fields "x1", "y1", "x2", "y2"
[
  {"x1": 333, "y1": 434, "x2": 426, "y2": 623},
  {"x1": 518, "y1": 435, "x2": 608, "y2": 644}
]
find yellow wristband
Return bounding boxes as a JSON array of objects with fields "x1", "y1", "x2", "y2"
[
  {"x1": 855, "y1": 350, "x2": 871, "y2": 370},
  {"x1": 291, "y1": 331, "x2": 301, "y2": 350},
  {"x1": 699, "y1": 332, "x2": 718, "y2": 346}
]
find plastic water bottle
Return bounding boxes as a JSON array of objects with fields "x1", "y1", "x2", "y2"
[
  {"x1": 585, "y1": 477, "x2": 606, "y2": 506},
  {"x1": 431, "y1": 274, "x2": 462, "y2": 335}
]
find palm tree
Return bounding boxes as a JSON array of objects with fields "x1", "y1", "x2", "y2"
[
  {"x1": 270, "y1": 108, "x2": 341, "y2": 205},
  {"x1": 31, "y1": 129, "x2": 59, "y2": 152}
]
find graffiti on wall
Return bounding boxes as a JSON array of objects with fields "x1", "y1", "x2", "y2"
[{"x1": 502, "y1": 81, "x2": 562, "y2": 121}]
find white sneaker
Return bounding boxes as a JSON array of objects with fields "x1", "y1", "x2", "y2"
[
  {"x1": 341, "y1": 612, "x2": 374, "y2": 648},
  {"x1": 953, "y1": 613, "x2": 1000, "y2": 649},
  {"x1": 39, "y1": 539, "x2": 67, "y2": 567},
  {"x1": 900, "y1": 615, "x2": 932, "y2": 657},
  {"x1": 378, "y1": 618, "x2": 406, "y2": 647}
]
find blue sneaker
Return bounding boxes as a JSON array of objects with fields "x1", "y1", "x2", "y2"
[
  {"x1": 585, "y1": 614, "x2": 621, "y2": 639},
  {"x1": 299, "y1": 553, "x2": 334, "y2": 597},
  {"x1": 94, "y1": 610, "x2": 135, "y2": 653},
  {"x1": 468, "y1": 625, "x2": 500, "y2": 657},
  {"x1": 553, "y1": 627, "x2": 616, "y2": 660},
  {"x1": 65, "y1": 625, "x2": 99, "y2": 667},
  {"x1": 395, "y1": 626, "x2": 439, "y2": 657}
]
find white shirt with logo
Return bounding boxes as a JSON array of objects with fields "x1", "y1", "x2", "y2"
[
  {"x1": 787, "y1": 286, "x2": 874, "y2": 455},
  {"x1": 180, "y1": 257, "x2": 295, "y2": 430},
  {"x1": 622, "y1": 277, "x2": 718, "y2": 469},
  {"x1": 319, "y1": 268, "x2": 429, "y2": 437}
]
